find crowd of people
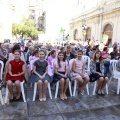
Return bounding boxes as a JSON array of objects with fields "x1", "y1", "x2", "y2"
[{"x1": 0, "y1": 40, "x2": 120, "y2": 103}]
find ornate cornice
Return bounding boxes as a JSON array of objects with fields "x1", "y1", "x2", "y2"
[{"x1": 70, "y1": 0, "x2": 120, "y2": 24}]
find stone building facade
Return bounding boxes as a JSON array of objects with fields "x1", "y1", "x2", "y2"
[{"x1": 69, "y1": 0, "x2": 120, "y2": 45}]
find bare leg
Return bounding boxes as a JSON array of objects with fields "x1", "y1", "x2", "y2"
[
  {"x1": 4, "y1": 62, "x2": 9, "y2": 82},
  {"x1": 14, "y1": 80, "x2": 21, "y2": 99},
  {"x1": 60, "y1": 78, "x2": 65, "y2": 100},
  {"x1": 77, "y1": 77, "x2": 83, "y2": 93},
  {"x1": 80, "y1": 77, "x2": 89, "y2": 90},
  {"x1": 101, "y1": 77, "x2": 109, "y2": 93},
  {"x1": 63, "y1": 79, "x2": 69, "y2": 99},
  {"x1": 97, "y1": 77, "x2": 104, "y2": 93},
  {"x1": 7, "y1": 80, "x2": 13, "y2": 99},
  {"x1": 38, "y1": 80, "x2": 43, "y2": 99},
  {"x1": 43, "y1": 80, "x2": 48, "y2": 99}
]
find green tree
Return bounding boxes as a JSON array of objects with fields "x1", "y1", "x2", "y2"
[
  {"x1": 12, "y1": 17, "x2": 39, "y2": 39},
  {"x1": 12, "y1": 23, "x2": 22, "y2": 35}
]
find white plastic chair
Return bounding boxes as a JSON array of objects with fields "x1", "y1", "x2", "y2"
[
  {"x1": 0, "y1": 60, "x2": 4, "y2": 105},
  {"x1": 5, "y1": 80, "x2": 26, "y2": 103},
  {"x1": 92, "y1": 81, "x2": 108, "y2": 95},
  {"x1": 33, "y1": 82, "x2": 52, "y2": 101},
  {"x1": 53, "y1": 60, "x2": 72, "y2": 98},
  {"x1": 108, "y1": 60, "x2": 120, "y2": 94},
  {"x1": 70, "y1": 57, "x2": 89, "y2": 96}
]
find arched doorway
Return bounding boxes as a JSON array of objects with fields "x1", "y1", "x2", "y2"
[
  {"x1": 86, "y1": 27, "x2": 91, "y2": 41},
  {"x1": 103, "y1": 23, "x2": 113, "y2": 45},
  {"x1": 74, "y1": 29, "x2": 78, "y2": 40}
]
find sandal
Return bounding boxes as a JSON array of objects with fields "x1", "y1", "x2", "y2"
[
  {"x1": 80, "y1": 90, "x2": 84, "y2": 95},
  {"x1": 63, "y1": 94, "x2": 67, "y2": 100}
]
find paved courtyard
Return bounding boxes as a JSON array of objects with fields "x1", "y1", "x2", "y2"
[{"x1": 0, "y1": 83, "x2": 120, "y2": 120}]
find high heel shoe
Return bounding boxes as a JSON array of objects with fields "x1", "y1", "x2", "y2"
[
  {"x1": 96, "y1": 91, "x2": 102, "y2": 96},
  {"x1": 9, "y1": 98, "x2": 14, "y2": 103}
]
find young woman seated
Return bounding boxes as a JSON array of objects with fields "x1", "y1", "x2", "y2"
[
  {"x1": 90, "y1": 51, "x2": 109, "y2": 96},
  {"x1": 6, "y1": 50, "x2": 26, "y2": 103}
]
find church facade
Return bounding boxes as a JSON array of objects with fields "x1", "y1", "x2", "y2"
[{"x1": 69, "y1": 0, "x2": 120, "y2": 45}]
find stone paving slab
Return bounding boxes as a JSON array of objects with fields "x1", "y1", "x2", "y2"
[
  {"x1": 62, "y1": 110, "x2": 97, "y2": 120},
  {"x1": 78, "y1": 95, "x2": 112, "y2": 110},
  {"x1": 55, "y1": 97, "x2": 88, "y2": 113},
  {"x1": 114, "y1": 105, "x2": 120, "y2": 111},
  {"x1": 101, "y1": 94, "x2": 120, "y2": 106},
  {"x1": 29, "y1": 114, "x2": 63, "y2": 120},
  {"x1": 0, "y1": 102, "x2": 28, "y2": 120},
  {"x1": 27, "y1": 100, "x2": 60, "y2": 117},
  {"x1": 91, "y1": 107, "x2": 120, "y2": 120},
  {"x1": 0, "y1": 82, "x2": 120, "y2": 120}
]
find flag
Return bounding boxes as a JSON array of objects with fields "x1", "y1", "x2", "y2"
[
  {"x1": 92, "y1": 36, "x2": 96, "y2": 42},
  {"x1": 102, "y1": 34, "x2": 108, "y2": 44}
]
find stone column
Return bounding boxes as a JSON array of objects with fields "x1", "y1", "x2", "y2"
[{"x1": 98, "y1": 14, "x2": 103, "y2": 43}]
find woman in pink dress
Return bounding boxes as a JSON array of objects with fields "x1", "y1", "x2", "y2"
[
  {"x1": 71, "y1": 50, "x2": 89, "y2": 95},
  {"x1": 53, "y1": 51, "x2": 69, "y2": 100}
]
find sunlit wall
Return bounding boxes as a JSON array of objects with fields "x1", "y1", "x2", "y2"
[{"x1": 0, "y1": 0, "x2": 12, "y2": 41}]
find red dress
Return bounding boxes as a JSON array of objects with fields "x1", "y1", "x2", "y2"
[{"x1": 6, "y1": 59, "x2": 25, "y2": 82}]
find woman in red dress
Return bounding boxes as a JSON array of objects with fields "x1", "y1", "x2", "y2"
[{"x1": 6, "y1": 50, "x2": 26, "y2": 102}]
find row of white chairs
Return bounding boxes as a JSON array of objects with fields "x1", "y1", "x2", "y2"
[{"x1": 0, "y1": 57, "x2": 120, "y2": 105}]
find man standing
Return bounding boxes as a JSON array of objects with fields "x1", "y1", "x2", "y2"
[{"x1": 21, "y1": 37, "x2": 25, "y2": 47}]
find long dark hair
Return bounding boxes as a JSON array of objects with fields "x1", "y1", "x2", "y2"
[
  {"x1": 57, "y1": 51, "x2": 65, "y2": 68},
  {"x1": 93, "y1": 51, "x2": 102, "y2": 62}
]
